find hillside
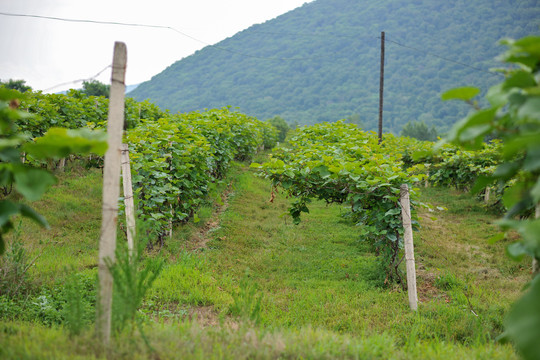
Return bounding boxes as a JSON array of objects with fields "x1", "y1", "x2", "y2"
[{"x1": 130, "y1": 0, "x2": 539, "y2": 133}]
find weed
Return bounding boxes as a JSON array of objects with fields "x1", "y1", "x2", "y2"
[
  {"x1": 0, "y1": 221, "x2": 40, "y2": 297},
  {"x1": 62, "y1": 271, "x2": 95, "y2": 336},
  {"x1": 108, "y1": 236, "x2": 164, "y2": 338},
  {"x1": 229, "y1": 270, "x2": 263, "y2": 324},
  {"x1": 435, "y1": 271, "x2": 463, "y2": 291}
]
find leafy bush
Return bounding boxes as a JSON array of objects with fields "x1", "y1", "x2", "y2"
[
  {"x1": 268, "y1": 115, "x2": 289, "y2": 143},
  {"x1": 440, "y1": 35, "x2": 540, "y2": 360}
]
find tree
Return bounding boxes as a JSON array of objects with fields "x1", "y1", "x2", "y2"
[
  {"x1": 400, "y1": 120, "x2": 438, "y2": 141},
  {"x1": 268, "y1": 116, "x2": 289, "y2": 142},
  {"x1": 0, "y1": 79, "x2": 32, "y2": 92},
  {"x1": 82, "y1": 80, "x2": 110, "y2": 98}
]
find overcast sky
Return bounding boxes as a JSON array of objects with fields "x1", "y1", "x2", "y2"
[{"x1": 0, "y1": 0, "x2": 312, "y2": 92}]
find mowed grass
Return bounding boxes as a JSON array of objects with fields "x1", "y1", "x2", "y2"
[{"x1": 0, "y1": 163, "x2": 527, "y2": 359}]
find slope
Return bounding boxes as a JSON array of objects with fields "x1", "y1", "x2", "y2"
[{"x1": 130, "y1": 0, "x2": 539, "y2": 133}]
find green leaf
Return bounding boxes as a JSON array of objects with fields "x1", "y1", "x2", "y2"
[
  {"x1": 411, "y1": 150, "x2": 431, "y2": 162},
  {"x1": 13, "y1": 166, "x2": 57, "y2": 201},
  {"x1": 384, "y1": 208, "x2": 401, "y2": 216},
  {"x1": 502, "y1": 276, "x2": 540, "y2": 360},
  {"x1": 471, "y1": 176, "x2": 496, "y2": 194},
  {"x1": 531, "y1": 177, "x2": 540, "y2": 203},
  {"x1": 19, "y1": 204, "x2": 49, "y2": 229},
  {"x1": 493, "y1": 162, "x2": 520, "y2": 180},
  {"x1": 457, "y1": 107, "x2": 498, "y2": 144},
  {"x1": 488, "y1": 233, "x2": 505, "y2": 244},
  {"x1": 312, "y1": 165, "x2": 331, "y2": 178},
  {"x1": 503, "y1": 133, "x2": 540, "y2": 160},
  {"x1": 503, "y1": 70, "x2": 537, "y2": 90},
  {"x1": 499, "y1": 219, "x2": 540, "y2": 259},
  {"x1": 0, "y1": 200, "x2": 19, "y2": 228},
  {"x1": 459, "y1": 124, "x2": 491, "y2": 143},
  {"x1": 506, "y1": 242, "x2": 529, "y2": 260},
  {"x1": 523, "y1": 147, "x2": 540, "y2": 172},
  {"x1": 441, "y1": 87, "x2": 480, "y2": 101},
  {"x1": 501, "y1": 35, "x2": 540, "y2": 70},
  {"x1": 24, "y1": 127, "x2": 108, "y2": 159},
  {"x1": 517, "y1": 97, "x2": 540, "y2": 121},
  {"x1": 502, "y1": 181, "x2": 527, "y2": 210},
  {"x1": 486, "y1": 83, "x2": 508, "y2": 107}
]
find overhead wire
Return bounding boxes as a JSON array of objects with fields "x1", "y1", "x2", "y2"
[
  {"x1": 42, "y1": 64, "x2": 111, "y2": 92},
  {"x1": 383, "y1": 35, "x2": 503, "y2": 78},
  {"x1": 0, "y1": 11, "x2": 331, "y2": 61}
]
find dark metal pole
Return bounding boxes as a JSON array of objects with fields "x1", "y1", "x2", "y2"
[{"x1": 378, "y1": 31, "x2": 385, "y2": 144}]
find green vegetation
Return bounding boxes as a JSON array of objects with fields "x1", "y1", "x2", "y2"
[
  {"x1": 130, "y1": 0, "x2": 539, "y2": 133},
  {"x1": 440, "y1": 35, "x2": 540, "y2": 360},
  {"x1": 1, "y1": 35, "x2": 538, "y2": 357},
  {"x1": 81, "y1": 80, "x2": 110, "y2": 98},
  {"x1": 252, "y1": 122, "x2": 427, "y2": 283},
  {"x1": 0, "y1": 160, "x2": 526, "y2": 359},
  {"x1": 126, "y1": 108, "x2": 276, "y2": 241},
  {"x1": 0, "y1": 88, "x2": 107, "y2": 254},
  {"x1": 0, "y1": 79, "x2": 32, "y2": 93},
  {"x1": 401, "y1": 120, "x2": 439, "y2": 142},
  {"x1": 267, "y1": 116, "x2": 289, "y2": 142}
]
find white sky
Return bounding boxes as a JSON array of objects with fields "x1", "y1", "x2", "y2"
[{"x1": 0, "y1": 0, "x2": 312, "y2": 92}]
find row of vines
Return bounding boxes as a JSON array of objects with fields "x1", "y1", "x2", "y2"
[
  {"x1": 252, "y1": 122, "x2": 428, "y2": 283},
  {"x1": 251, "y1": 119, "x2": 517, "y2": 283},
  {"x1": 254, "y1": 34, "x2": 540, "y2": 359},
  {"x1": 7, "y1": 89, "x2": 277, "y2": 245}
]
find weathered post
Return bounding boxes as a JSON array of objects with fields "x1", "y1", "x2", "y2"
[
  {"x1": 400, "y1": 184, "x2": 418, "y2": 311},
  {"x1": 97, "y1": 42, "x2": 127, "y2": 344},
  {"x1": 484, "y1": 187, "x2": 491, "y2": 204},
  {"x1": 121, "y1": 144, "x2": 136, "y2": 253}
]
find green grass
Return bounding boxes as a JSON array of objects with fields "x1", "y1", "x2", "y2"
[
  {"x1": 0, "y1": 164, "x2": 529, "y2": 359},
  {"x1": 0, "y1": 321, "x2": 518, "y2": 360}
]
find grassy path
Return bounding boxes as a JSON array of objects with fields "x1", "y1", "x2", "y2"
[
  {"x1": 149, "y1": 164, "x2": 526, "y2": 356},
  {"x1": 0, "y1": 164, "x2": 528, "y2": 359}
]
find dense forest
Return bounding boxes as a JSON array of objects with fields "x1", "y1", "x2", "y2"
[{"x1": 130, "y1": 0, "x2": 539, "y2": 133}]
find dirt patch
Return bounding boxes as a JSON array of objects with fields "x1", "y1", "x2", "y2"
[
  {"x1": 416, "y1": 263, "x2": 451, "y2": 304},
  {"x1": 188, "y1": 182, "x2": 234, "y2": 251},
  {"x1": 186, "y1": 306, "x2": 239, "y2": 330}
]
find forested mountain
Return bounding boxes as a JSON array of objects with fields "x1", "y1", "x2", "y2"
[{"x1": 130, "y1": 0, "x2": 539, "y2": 133}]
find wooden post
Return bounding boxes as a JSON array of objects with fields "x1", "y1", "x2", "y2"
[
  {"x1": 378, "y1": 31, "x2": 385, "y2": 145},
  {"x1": 57, "y1": 158, "x2": 66, "y2": 172},
  {"x1": 484, "y1": 187, "x2": 491, "y2": 204},
  {"x1": 97, "y1": 42, "x2": 127, "y2": 345},
  {"x1": 121, "y1": 144, "x2": 136, "y2": 253},
  {"x1": 400, "y1": 184, "x2": 418, "y2": 311}
]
